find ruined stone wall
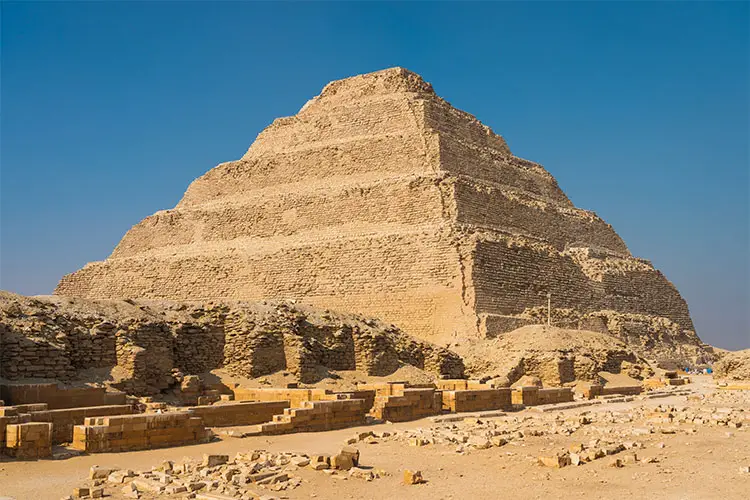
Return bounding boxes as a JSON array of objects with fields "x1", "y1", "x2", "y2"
[
  {"x1": 0, "y1": 330, "x2": 76, "y2": 380},
  {"x1": 0, "y1": 293, "x2": 465, "y2": 395},
  {"x1": 256, "y1": 399, "x2": 368, "y2": 435},
  {"x1": 172, "y1": 324, "x2": 225, "y2": 375},
  {"x1": 511, "y1": 386, "x2": 574, "y2": 406},
  {"x1": 71, "y1": 413, "x2": 210, "y2": 453},
  {"x1": 4, "y1": 422, "x2": 52, "y2": 459},
  {"x1": 370, "y1": 388, "x2": 442, "y2": 422},
  {"x1": 0, "y1": 384, "x2": 126, "y2": 409},
  {"x1": 186, "y1": 401, "x2": 289, "y2": 427},
  {"x1": 28, "y1": 404, "x2": 134, "y2": 444},
  {"x1": 441, "y1": 388, "x2": 512, "y2": 413},
  {"x1": 232, "y1": 388, "x2": 329, "y2": 408}
]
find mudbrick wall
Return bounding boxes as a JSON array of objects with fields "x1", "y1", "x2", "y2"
[
  {"x1": 54, "y1": 67, "x2": 706, "y2": 359},
  {"x1": 0, "y1": 293, "x2": 464, "y2": 395}
]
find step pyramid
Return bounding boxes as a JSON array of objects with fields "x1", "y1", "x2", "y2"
[{"x1": 56, "y1": 67, "x2": 700, "y2": 351}]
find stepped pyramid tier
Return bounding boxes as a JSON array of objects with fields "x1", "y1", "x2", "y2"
[{"x1": 56, "y1": 67, "x2": 705, "y2": 358}]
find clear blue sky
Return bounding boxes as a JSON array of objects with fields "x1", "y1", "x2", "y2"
[{"x1": 1, "y1": 1, "x2": 748, "y2": 349}]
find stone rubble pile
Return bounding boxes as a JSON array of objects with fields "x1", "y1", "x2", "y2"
[{"x1": 64, "y1": 446, "x2": 381, "y2": 500}]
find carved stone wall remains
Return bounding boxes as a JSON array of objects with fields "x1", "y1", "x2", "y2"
[{"x1": 0, "y1": 292, "x2": 464, "y2": 395}]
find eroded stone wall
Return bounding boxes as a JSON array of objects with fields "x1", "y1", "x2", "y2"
[{"x1": 0, "y1": 293, "x2": 465, "y2": 395}]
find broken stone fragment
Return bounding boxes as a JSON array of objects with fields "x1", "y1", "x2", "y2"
[
  {"x1": 89, "y1": 466, "x2": 118, "y2": 480},
  {"x1": 602, "y1": 444, "x2": 624, "y2": 455},
  {"x1": 188, "y1": 481, "x2": 207, "y2": 491},
  {"x1": 491, "y1": 436, "x2": 508, "y2": 447},
  {"x1": 331, "y1": 453, "x2": 355, "y2": 470},
  {"x1": 310, "y1": 454, "x2": 331, "y2": 470},
  {"x1": 248, "y1": 471, "x2": 277, "y2": 483},
  {"x1": 403, "y1": 470, "x2": 425, "y2": 485},
  {"x1": 468, "y1": 437, "x2": 492, "y2": 449},
  {"x1": 132, "y1": 478, "x2": 165, "y2": 493},
  {"x1": 222, "y1": 468, "x2": 240, "y2": 481},
  {"x1": 203, "y1": 454, "x2": 229, "y2": 467},
  {"x1": 340, "y1": 446, "x2": 360, "y2": 466},
  {"x1": 538, "y1": 453, "x2": 571, "y2": 468},
  {"x1": 72, "y1": 488, "x2": 89, "y2": 498},
  {"x1": 107, "y1": 470, "x2": 135, "y2": 484},
  {"x1": 349, "y1": 467, "x2": 375, "y2": 481},
  {"x1": 156, "y1": 460, "x2": 174, "y2": 472},
  {"x1": 256, "y1": 473, "x2": 288, "y2": 485},
  {"x1": 121, "y1": 482, "x2": 140, "y2": 499},
  {"x1": 568, "y1": 443, "x2": 585, "y2": 453}
]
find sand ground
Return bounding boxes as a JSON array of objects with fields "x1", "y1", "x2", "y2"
[{"x1": 1, "y1": 376, "x2": 748, "y2": 500}]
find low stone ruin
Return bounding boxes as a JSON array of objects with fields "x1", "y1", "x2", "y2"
[
  {"x1": 0, "y1": 292, "x2": 464, "y2": 395},
  {"x1": 714, "y1": 349, "x2": 750, "y2": 381},
  {"x1": 72, "y1": 413, "x2": 211, "y2": 453}
]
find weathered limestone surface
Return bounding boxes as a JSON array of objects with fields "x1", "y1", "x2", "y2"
[
  {"x1": 71, "y1": 413, "x2": 210, "y2": 453},
  {"x1": 4, "y1": 422, "x2": 52, "y2": 459},
  {"x1": 441, "y1": 388, "x2": 512, "y2": 413},
  {"x1": 186, "y1": 401, "x2": 289, "y2": 427},
  {"x1": 255, "y1": 399, "x2": 368, "y2": 435},
  {"x1": 0, "y1": 383, "x2": 126, "y2": 410},
  {"x1": 55, "y1": 67, "x2": 703, "y2": 357},
  {"x1": 511, "y1": 387, "x2": 574, "y2": 406},
  {"x1": 28, "y1": 404, "x2": 134, "y2": 444},
  {"x1": 0, "y1": 292, "x2": 464, "y2": 395},
  {"x1": 370, "y1": 388, "x2": 442, "y2": 422}
]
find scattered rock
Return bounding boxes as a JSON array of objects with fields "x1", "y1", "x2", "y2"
[{"x1": 403, "y1": 470, "x2": 425, "y2": 485}]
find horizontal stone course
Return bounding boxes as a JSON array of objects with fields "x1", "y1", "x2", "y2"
[
  {"x1": 511, "y1": 386, "x2": 575, "y2": 406},
  {"x1": 232, "y1": 388, "x2": 330, "y2": 408},
  {"x1": 0, "y1": 383, "x2": 126, "y2": 410},
  {"x1": 71, "y1": 412, "x2": 211, "y2": 453},
  {"x1": 256, "y1": 399, "x2": 367, "y2": 435},
  {"x1": 441, "y1": 388, "x2": 512, "y2": 413},
  {"x1": 187, "y1": 401, "x2": 290, "y2": 427},
  {"x1": 28, "y1": 404, "x2": 134, "y2": 444},
  {"x1": 4, "y1": 422, "x2": 52, "y2": 459},
  {"x1": 371, "y1": 388, "x2": 442, "y2": 422}
]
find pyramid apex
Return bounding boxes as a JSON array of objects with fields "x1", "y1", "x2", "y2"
[{"x1": 317, "y1": 66, "x2": 435, "y2": 99}]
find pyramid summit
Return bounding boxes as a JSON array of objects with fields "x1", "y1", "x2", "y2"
[{"x1": 56, "y1": 67, "x2": 704, "y2": 359}]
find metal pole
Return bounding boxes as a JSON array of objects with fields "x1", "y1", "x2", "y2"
[{"x1": 547, "y1": 292, "x2": 551, "y2": 327}]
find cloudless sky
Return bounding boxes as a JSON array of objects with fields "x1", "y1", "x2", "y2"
[{"x1": 1, "y1": 1, "x2": 748, "y2": 349}]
